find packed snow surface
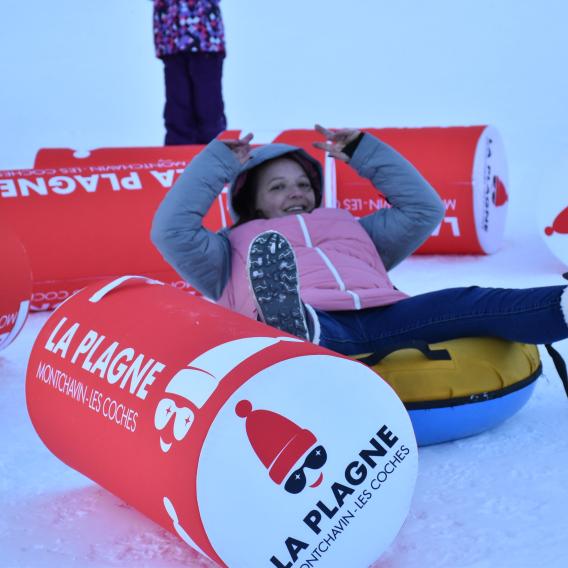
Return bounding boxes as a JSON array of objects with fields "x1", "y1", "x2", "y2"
[{"x1": 2, "y1": 240, "x2": 567, "y2": 568}]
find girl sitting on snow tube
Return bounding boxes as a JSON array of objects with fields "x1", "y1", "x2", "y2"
[{"x1": 151, "y1": 125, "x2": 568, "y2": 414}]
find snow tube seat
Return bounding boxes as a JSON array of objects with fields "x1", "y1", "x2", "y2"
[{"x1": 354, "y1": 338, "x2": 541, "y2": 446}]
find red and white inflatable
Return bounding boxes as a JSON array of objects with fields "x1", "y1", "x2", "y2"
[
  {"x1": 0, "y1": 125, "x2": 508, "y2": 310},
  {"x1": 539, "y1": 158, "x2": 568, "y2": 267},
  {"x1": 275, "y1": 126, "x2": 508, "y2": 254},
  {"x1": 26, "y1": 276, "x2": 418, "y2": 567},
  {"x1": 0, "y1": 226, "x2": 32, "y2": 351},
  {"x1": 366, "y1": 126, "x2": 508, "y2": 254},
  {"x1": 1, "y1": 146, "x2": 209, "y2": 311}
]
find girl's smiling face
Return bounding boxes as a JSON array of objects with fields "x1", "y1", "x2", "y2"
[{"x1": 253, "y1": 158, "x2": 316, "y2": 219}]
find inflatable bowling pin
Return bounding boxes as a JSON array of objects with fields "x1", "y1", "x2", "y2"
[
  {"x1": 0, "y1": 226, "x2": 32, "y2": 351},
  {"x1": 0, "y1": 147, "x2": 208, "y2": 311},
  {"x1": 543, "y1": 203, "x2": 568, "y2": 267},
  {"x1": 26, "y1": 276, "x2": 418, "y2": 567}
]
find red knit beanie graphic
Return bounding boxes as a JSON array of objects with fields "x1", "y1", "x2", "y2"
[
  {"x1": 235, "y1": 400, "x2": 317, "y2": 485},
  {"x1": 492, "y1": 176, "x2": 509, "y2": 207},
  {"x1": 545, "y1": 206, "x2": 568, "y2": 236}
]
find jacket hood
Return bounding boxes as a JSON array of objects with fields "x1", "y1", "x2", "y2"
[{"x1": 229, "y1": 143, "x2": 323, "y2": 223}]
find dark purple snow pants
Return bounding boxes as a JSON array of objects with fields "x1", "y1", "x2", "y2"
[{"x1": 162, "y1": 51, "x2": 226, "y2": 145}]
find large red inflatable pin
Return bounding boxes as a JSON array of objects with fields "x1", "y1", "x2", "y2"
[
  {"x1": 0, "y1": 225, "x2": 32, "y2": 351},
  {"x1": 1, "y1": 132, "x2": 241, "y2": 311},
  {"x1": 26, "y1": 276, "x2": 417, "y2": 567}
]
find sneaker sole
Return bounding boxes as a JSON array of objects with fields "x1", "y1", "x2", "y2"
[{"x1": 247, "y1": 231, "x2": 309, "y2": 340}]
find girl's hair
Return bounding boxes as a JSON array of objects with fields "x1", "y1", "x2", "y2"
[
  {"x1": 231, "y1": 152, "x2": 322, "y2": 227},
  {"x1": 231, "y1": 167, "x2": 265, "y2": 227}
]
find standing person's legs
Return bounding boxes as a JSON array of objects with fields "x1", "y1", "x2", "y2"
[
  {"x1": 163, "y1": 52, "x2": 199, "y2": 145},
  {"x1": 316, "y1": 286, "x2": 568, "y2": 355},
  {"x1": 187, "y1": 52, "x2": 227, "y2": 144}
]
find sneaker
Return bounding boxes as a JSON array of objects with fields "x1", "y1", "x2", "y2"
[{"x1": 247, "y1": 231, "x2": 310, "y2": 340}]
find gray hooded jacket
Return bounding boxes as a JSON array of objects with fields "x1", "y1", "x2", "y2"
[{"x1": 151, "y1": 133, "x2": 445, "y2": 301}]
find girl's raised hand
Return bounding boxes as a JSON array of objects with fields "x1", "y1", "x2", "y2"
[
  {"x1": 313, "y1": 124, "x2": 361, "y2": 162},
  {"x1": 223, "y1": 132, "x2": 254, "y2": 164}
]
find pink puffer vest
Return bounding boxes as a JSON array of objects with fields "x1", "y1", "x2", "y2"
[{"x1": 217, "y1": 208, "x2": 408, "y2": 319}]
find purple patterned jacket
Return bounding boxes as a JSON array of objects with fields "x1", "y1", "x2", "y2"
[{"x1": 152, "y1": 0, "x2": 225, "y2": 58}]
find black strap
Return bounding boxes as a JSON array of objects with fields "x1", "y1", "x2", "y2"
[
  {"x1": 545, "y1": 343, "x2": 568, "y2": 398},
  {"x1": 358, "y1": 339, "x2": 452, "y2": 367}
]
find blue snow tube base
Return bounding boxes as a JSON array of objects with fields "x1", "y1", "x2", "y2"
[{"x1": 355, "y1": 338, "x2": 542, "y2": 446}]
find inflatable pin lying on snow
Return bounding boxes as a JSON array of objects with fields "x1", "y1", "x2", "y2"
[
  {"x1": 0, "y1": 145, "x2": 207, "y2": 311},
  {"x1": 1, "y1": 125, "x2": 507, "y2": 311},
  {"x1": 354, "y1": 338, "x2": 541, "y2": 446},
  {"x1": 0, "y1": 226, "x2": 32, "y2": 351},
  {"x1": 26, "y1": 276, "x2": 418, "y2": 568}
]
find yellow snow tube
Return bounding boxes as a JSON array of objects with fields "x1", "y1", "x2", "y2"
[{"x1": 353, "y1": 337, "x2": 541, "y2": 446}]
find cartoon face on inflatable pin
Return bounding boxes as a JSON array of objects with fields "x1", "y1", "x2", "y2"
[
  {"x1": 154, "y1": 367, "x2": 219, "y2": 453},
  {"x1": 155, "y1": 336, "x2": 306, "y2": 454},
  {"x1": 235, "y1": 399, "x2": 328, "y2": 494}
]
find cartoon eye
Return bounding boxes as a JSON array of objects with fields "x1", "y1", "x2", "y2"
[
  {"x1": 154, "y1": 398, "x2": 177, "y2": 431},
  {"x1": 172, "y1": 405, "x2": 195, "y2": 440},
  {"x1": 154, "y1": 398, "x2": 195, "y2": 442}
]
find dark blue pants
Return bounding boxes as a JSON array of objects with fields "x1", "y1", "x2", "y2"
[
  {"x1": 162, "y1": 51, "x2": 226, "y2": 145},
  {"x1": 316, "y1": 286, "x2": 568, "y2": 355}
]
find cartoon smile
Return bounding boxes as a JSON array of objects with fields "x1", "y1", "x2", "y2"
[{"x1": 284, "y1": 445, "x2": 328, "y2": 494}]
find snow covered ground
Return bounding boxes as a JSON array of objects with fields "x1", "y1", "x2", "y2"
[
  {"x1": 1, "y1": 1, "x2": 568, "y2": 567},
  {"x1": 1, "y1": 242, "x2": 567, "y2": 568}
]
